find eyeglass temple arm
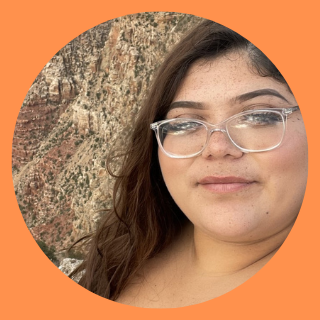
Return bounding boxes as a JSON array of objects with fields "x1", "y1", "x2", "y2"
[{"x1": 283, "y1": 106, "x2": 299, "y2": 115}]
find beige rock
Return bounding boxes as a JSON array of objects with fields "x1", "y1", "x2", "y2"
[{"x1": 12, "y1": 12, "x2": 203, "y2": 261}]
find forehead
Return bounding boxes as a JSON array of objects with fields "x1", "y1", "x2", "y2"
[{"x1": 173, "y1": 52, "x2": 293, "y2": 105}]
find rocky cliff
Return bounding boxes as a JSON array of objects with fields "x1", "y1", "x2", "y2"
[{"x1": 12, "y1": 12, "x2": 203, "y2": 262}]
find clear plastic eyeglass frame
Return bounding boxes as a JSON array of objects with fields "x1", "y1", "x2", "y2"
[{"x1": 150, "y1": 106, "x2": 300, "y2": 158}]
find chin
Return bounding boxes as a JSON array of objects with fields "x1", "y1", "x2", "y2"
[
  {"x1": 199, "y1": 222, "x2": 261, "y2": 243},
  {"x1": 192, "y1": 208, "x2": 275, "y2": 243}
]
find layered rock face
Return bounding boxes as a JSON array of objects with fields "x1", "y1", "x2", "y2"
[{"x1": 12, "y1": 12, "x2": 203, "y2": 262}]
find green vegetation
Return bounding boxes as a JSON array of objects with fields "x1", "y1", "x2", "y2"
[
  {"x1": 67, "y1": 249, "x2": 85, "y2": 260},
  {"x1": 36, "y1": 240, "x2": 59, "y2": 264},
  {"x1": 74, "y1": 140, "x2": 83, "y2": 146}
]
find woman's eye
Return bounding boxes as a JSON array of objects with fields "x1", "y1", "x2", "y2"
[
  {"x1": 239, "y1": 112, "x2": 282, "y2": 126},
  {"x1": 165, "y1": 121, "x2": 203, "y2": 134}
]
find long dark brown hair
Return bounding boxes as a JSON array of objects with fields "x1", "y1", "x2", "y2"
[{"x1": 70, "y1": 18, "x2": 288, "y2": 300}]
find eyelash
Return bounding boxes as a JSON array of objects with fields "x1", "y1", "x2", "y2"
[
  {"x1": 240, "y1": 103, "x2": 279, "y2": 112},
  {"x1": 174, "y1": 113, "x2": 204, "y2": 120}
]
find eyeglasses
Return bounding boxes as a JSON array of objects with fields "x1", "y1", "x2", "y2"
[{"x1": 150, "y1": 106, "x2": 300, "y2": 158}]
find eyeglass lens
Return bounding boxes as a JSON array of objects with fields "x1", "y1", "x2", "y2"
[{"x1": 159, "y1": 111, "x2": 285, "y2": 156}]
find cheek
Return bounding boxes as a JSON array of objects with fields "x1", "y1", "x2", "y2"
[
  {"x1": 158, "y1": 150, "x2": 192, "y2": 194},
  {"x1": 275, "y1": 132, "x2": 307, "y2": 181},
  {"x1": 259, "y1": 131, "x2": 308, "y2": 213}
]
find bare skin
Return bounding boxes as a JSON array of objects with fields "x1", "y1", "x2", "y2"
[
  {"x1": 116, "y1": 220, "x2": 293, "y2": 308},
  {"x1": 116, "y1": 52, "x2": 307, "y2": 308}
]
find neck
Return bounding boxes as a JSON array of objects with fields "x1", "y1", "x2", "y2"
[{"x1": 183, "y1": 221, "x2": 294, "y2": 276}]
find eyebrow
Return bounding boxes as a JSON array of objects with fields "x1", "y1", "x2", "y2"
[
  {"x1": 168, "y1": 100, "x2": 205, "y2": 111},
  {"x1": 234, "y1": 88, "x2": 289, "y2": 103},
  {"x1": 168, "y1": 88, "x2": 290, "y2": 112}
]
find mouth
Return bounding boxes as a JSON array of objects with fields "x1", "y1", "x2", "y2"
[{"x1": 197, "y1": 176, "x2": 256, "y2": 193}]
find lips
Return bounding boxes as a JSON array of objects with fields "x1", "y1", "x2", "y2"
[{"x1": 198, "y1": 176, "x2": 255, "y2": 193}]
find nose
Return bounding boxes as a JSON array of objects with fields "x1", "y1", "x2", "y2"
[{"x1": 201, "y1": 129, "x2": 244, "y2": 159}]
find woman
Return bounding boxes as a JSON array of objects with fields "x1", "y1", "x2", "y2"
[{"x1": 71, "y1": 19, "x2": 308, "y2": 308}]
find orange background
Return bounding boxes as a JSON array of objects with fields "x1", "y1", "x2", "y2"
[{"x1": 2, "y1": 0, "x2": 319, "y2": 319}]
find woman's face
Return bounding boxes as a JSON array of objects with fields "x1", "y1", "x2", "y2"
[{"x1": 158, "y1": 52, "x2": 308, "y2": 243}]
